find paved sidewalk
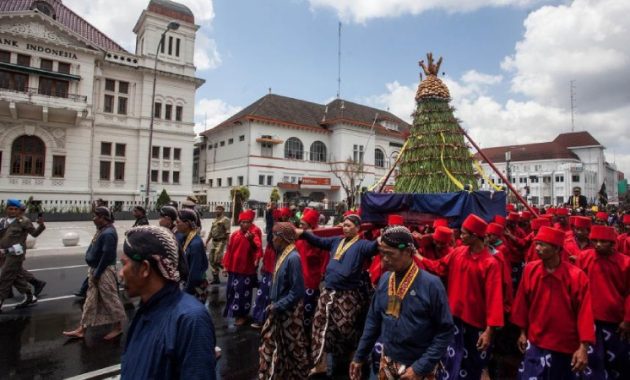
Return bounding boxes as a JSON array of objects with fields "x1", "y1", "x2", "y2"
[{"x1": 27, "y1": 217, "x2": 269, "y2": 258}]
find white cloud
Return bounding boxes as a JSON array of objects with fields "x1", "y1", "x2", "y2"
[
  {"x1": 194, "y1": 98, "x2": 243, "y2": 134},
  {"x1": 64, "y1": 0, "x2": 219, "y2": 71},
  {"x1": 308, "y1": 0, "x2": 544, "y2": 23}
]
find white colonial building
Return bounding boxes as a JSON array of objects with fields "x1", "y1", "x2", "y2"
[
  {"x1": 0, "y1": 0, "x2": 203, "y2": 211},
  {"x1": 194, "y1": 94, "x2": 409, "y2": 205},
  {"x1": 476, "y1": 131, "x2": 621, "y2": 206}
]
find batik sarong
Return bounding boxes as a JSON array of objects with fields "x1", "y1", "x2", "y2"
[
  {"x1": 582, "y1": 321, "x2": 629, "y2": 380},
  {"x1": 258, "y1": 301, "x2": 310, "y2": 379},
  {"x1": 252, "y1": 271, "x2": 272, "y2": 324},
  {"x1": 303, "y1": 287, "x2": 320, "y2": 331},
  {"x1": 438, "y1": 317, "x2": 491, "y2": 380},
  {"x1": 517, "y1": 341, "x2": 579, "y2": 380},
  {"x1": 81, "y1": 267, "x2": 126, "y2": 327},
  {"x1": 193, "y1": 278, "x2": 209, "y2": 305},
  {"x1": 223, "y1": 273, "x2": 257, "y2": 318},
  {"x1": 311, "y1": 288, "x2": 368, "y2": 364},
  {"x1": 378, "y1": 352, "x2": 437, "y2": 380}
]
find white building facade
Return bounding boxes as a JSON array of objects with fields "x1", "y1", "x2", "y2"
[
  {"x1": 477, "y1": 132, "x2": 621, "y2": 206},
  {"x1": 194, "y1": 94, "x2": 408, "y2": 205},
  {"x1": 0, "y1": 0, "x2": 203, "y2": 211}
]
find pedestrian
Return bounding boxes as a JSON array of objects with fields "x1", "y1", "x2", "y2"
[
  {"x1": 350, "y1": 226, "x2": 454, "y2": 380},
  {"x1": 15, "y1": 202, "x2": 47, "y2": 297},
  {"x1": 177, "y1": 209, "x2": 208, "y2": 304},
  {"x1": 524, "y1": 218, "x2": 551, "y2": 263},
  {"x1": 132, "y1": 206, "x2": 149, "y2": 227},
  {"x1": 62, "y1": 207, "x2": 126, "y2": 339},
  {"x1": 418, "y1": 214, "x2": 504, "y2": 380},
  {"x1": 575, "y1": 225, "x2": 630, "y2": 379},
  {"x1": 615, "y1": 214, "x2": 630, "y2": 254},
  {"x1": 511, "y1": 226, "x2": 594, "y2": 379},
  {"x1": 158, "y1": 206, "x2": 178, "y2": 233},
  {"x1": 564, "y1": 216, "x2": 593, "y2": 261},
  {"x1": 205, "y1": 205, "x2": 230, "y2": 285},
  {"x1": 297, "y1": 211, "x2": 380, "y2": 377},
  {"x1": 594, "y1": 211, "x2": 609, "y2": 226},
  {"x1": 222, "y1": 210, "x2": 262, "y2": 326},
  {"x1": 0, "y1": 198, "x2": 45, "y2": 311},
  {"x1": 503, "y1": 212, "x2": 528, "y2": 290},
  {"x1": 258, "y1": 222, "x2": 310, "y2": 379},
  {"x1": 119, "y1": 225, "x2": 216, "y2": 379},
  {"x1": 295, "y1": 208, "x2": 329, "y2": 337}
]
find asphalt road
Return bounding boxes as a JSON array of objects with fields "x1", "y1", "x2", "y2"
[{"x1": 0, "y1": 253, "x2": 261, "y2": 380}]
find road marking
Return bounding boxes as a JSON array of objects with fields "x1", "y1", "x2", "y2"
[
  {"x1": 3, "y1": 294, "x2": 76, "y2": 308},
  {"x1": 29, "y1": 264, "x2": 88, "y2": 272}
]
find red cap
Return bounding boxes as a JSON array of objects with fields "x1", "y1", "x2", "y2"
[
  {"x1": 387, "y1": 214, "x2": 404, "y2": 226},
  {"x1": 520, "y1": 211, "x2": 533, "y2": 221},
  {"x1": 493, "y1": 215, "x2": 506, "y2": 226},
  {"x1": 623, "y1": 214, "x2": 630, "y2": 225},
  {"x1": 568, "y1": 216, "x2": 577, "y2": 226},
  {"x1": 301, "y1": 208, "x2": 319, "y2": 228},
  {"x1": 432, "y1": 226, "x2": 453, "y2": 244},
  {"x1": 433, "y1": 218, "x2": 449, "y2": 229},
  {"x1": 595, "y1": 211, "x2": 608, "y2": 221},
  {"x1": 278, "y1": 207, "x2": 291, "y2": 219},
  {"x1": 541, "y1": 214, "x2": 554, "y2": 220},
  {"x1": 589, "y1": 225, "x2": 617, "y2": 242},
  {"x1": 547, "y1": 207, "x2": 557, "y2": 215},
  {"x1": 534, "y1": 226, "x2": 565, "y2": 247},
  {"x1": 506, "y1": 204, "x2": 516, "y2": 212},
  {"x1": 507, "y1": 212, "x2": 520, "y2": 222},
  {"x1": 573, "y1": 216, "x2": 592, "y2": 229},
  {"x1": 462, "y1": 214, "x2": 488, "y2": 237},
  {"x1": 486, "y1": 222, "x2": 504, "y2": 236},
  {"x1": 238, "y1": 209, "x2": 255, "y2": 222},
  {"x1": 531, "y1": 217, "x2": 551, "y2": 231},
  {"x1": 344, "y1": 210, "x2": 359, "y2": 218},
  {"x1": 555, "y1": 208, "x2": 570, "y2": 216}
]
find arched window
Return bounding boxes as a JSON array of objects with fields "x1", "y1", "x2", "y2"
[
  {"x1": 11, "y1": 135, "x2": 46, "y2": 176},
  {"x1": 375, "y1": 148, "x2": 385, "y2": 168},
  {"x1": 284, "y1": 137, "x2": 304, "y2": 160},
  {"x1": 310, "y1": 141, "x2": 327, "y2": 162}
]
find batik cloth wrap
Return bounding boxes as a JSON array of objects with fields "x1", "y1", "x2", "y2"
[
  {"x1": 517, "y1": 341, "x2": 579, "y2": 380},
  {"x1": 303, "y1": 287, "x2": 320, "y2": 332},
  {"x1": 223, "y1": 273, "x2": 258, "y2": 318},
  {"x1": 378, "y1": 351, "x2": 437, "y2": 380},
  {"x1": 80, "y1": 267, "x2": 126, "y2": 327},
  {"x1": 438, "y1": 317, "x2": 491, "y2": 380},
  {"x1": 311, "y1": 287, "x2": 368, "y2": 364},
  {"x1": 252, "y1": 271, "x2": 273, "y2": 324},
  {"x1": 258, "y1": 301, "x2": 310, "y2": 379},
  {"x1": 582, "y1": 321, "x2": 630, "y2": 380}
]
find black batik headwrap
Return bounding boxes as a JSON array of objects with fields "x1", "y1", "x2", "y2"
[
  {"x1": 159, "y1": 206, "x2": 178, "y2": 221},
  {"x1": 344, "y1": 214, "x2": 362, "y2": 226},
  {"x1": 94, "y1": 206, "x2": 113, "y2": 222},
  {"x1": 123, "y1": 225, "x2": 180, "y2": 282},
  {"x1": 382, "y1": 226, "x2": 414, "y2": 250},
  {"x1": 178, "y1": 209, "x2": 198, "y2": 229}
]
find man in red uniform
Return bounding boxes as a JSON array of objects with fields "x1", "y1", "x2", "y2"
[
  {"x1": 512, "y1": 226, "x2": 595, "y2": 379},
  {"x1": 419, "y1": 214, "x2": 504, "y2": 380},
  {"x1": 222, "y1": 210, "x2": 262, "y2": 326},
  {"x1": 553, "y1": 208, "x2": 572, "y2": 232},
  {"x1": 485, "y1": 223, "x2": 513, "y2": 314},
  {"x1": 616, "y1": 214, "x2": 630, "y2": 254},
  {"x1": 519, "y1": 211, "x2": 533, "y2": 235},
  {"x1": 564, "y1": 216, "x2": 593, "y2": 261},
  {"x1": 594, "y1": 212, "x2": 609, "y2": 226},
  {"x1": 524, "y1": 218, "x2": 552, "y2": 263},
  {"x1": 295, "y1": 208, "x2": 329, "y2": 336},
  {"x1": 504, "y1": 212, "x2": 528, "y2": 290},
  {"x1": 576, "y1": 225, "x2": 630, "y2": 379}
]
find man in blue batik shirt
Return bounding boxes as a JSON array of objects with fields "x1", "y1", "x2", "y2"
[
  {"x1": 120, "y1": 225, "x2": 216, "y2": 380},
  {"x1": 350, "y1": 226, "x2": 454, "y2": 380}
]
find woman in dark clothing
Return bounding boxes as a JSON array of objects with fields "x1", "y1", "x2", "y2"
[{"x1": 176, "y1": 209, "x2": 208, "y2": 304}]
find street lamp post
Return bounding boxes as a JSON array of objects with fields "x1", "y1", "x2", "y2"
[
  {"x1": 505, "y1": 151, "x2": 511, "y2": 202},
  {"x1": 144, "y1": 21, "x2": 180, "y2": 209}
]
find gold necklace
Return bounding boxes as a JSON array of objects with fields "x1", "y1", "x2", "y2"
[
  {"x1": 273, "y1": 244, "x2": 296, "y2": 281},
  {"x1": 333, "y1": 235, "x2": 359, "y2": 261}
]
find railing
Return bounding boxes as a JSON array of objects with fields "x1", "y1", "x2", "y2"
[{"x1": 0, "y1": 85, "x2": 87, "y2": 102}]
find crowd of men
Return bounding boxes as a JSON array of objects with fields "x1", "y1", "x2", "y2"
[{"x1": 0, "y1": 193, "x2": 629, "y2": 380}]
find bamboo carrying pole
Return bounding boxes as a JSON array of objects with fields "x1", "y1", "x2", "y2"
[{"x1": 459, "y1": 128, "x2": 539, "y2": 217}]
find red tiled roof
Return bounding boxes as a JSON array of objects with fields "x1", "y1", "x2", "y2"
[
  {"x1": 0, "y1": 0, "x2": 126, "y2": 52},
  {"x1": 553, "y1": 131, "x2": 601, "y2": 147},
  {"x1": 202, "y1": 94, "x2": 410, "y2": 137},
  {"x1": 475, "y1": 142, "x2": 580, "y2": 163}
]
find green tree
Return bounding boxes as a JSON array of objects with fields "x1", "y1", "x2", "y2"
[
  {"x1": 269, "y1": 188, "x2": 280, "y2": 203},
  {"x1": 230, "y1": 186, "x2": 251, "y2": 225},
  {"x1": 395, "y1": 53, "x2": 477, "y2": 193},
  {"x1": 155, "y1": 189, "x2": 171, "y2": 210}
]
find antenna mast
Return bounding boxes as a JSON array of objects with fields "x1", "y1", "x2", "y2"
[
  {"x1": 337, "y1": 22, "x2": 342, "y2": 99},
  {"x1": 570, "y1": 80, "x2": 576, "y2": 132}
]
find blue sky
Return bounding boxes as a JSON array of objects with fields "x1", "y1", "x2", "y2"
[{"x1": 65, "y1": 0, "x2": 630, "y2": 176}]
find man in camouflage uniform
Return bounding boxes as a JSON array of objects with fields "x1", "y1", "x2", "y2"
[
  {"x1": 205, "y1": 205, "x2": 231, "y2": 284},
  {"x1": 0, "y1": 199, "x2": 45, "y2": 312}
]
